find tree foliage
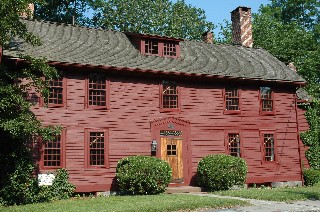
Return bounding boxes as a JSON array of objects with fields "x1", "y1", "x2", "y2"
[
  {"x1": 34, "y1": 0, "x2": 105, "y2": 26},
  {"x1": 0, "y1": 0, "x2": 59, "y2": 141},
  {"x1": 252, "y1": 2, "x2": 319, "y2": 91},
  {"x1": 0, "y1": 0, "x2": 61, "y2": 205},
  {"x1": 92, "y1": 0, "x2": 214, "y2": 40}
]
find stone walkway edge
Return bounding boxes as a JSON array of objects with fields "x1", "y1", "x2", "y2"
[{"x1": 185, "y1": 193, "x2": 320, "y2": 212}]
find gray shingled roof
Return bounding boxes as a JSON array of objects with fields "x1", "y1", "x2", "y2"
[
  {"x1": 296, "y1": 88, "x2": 312, "y2": 102},
  {"x1": 4, "y1": 19, "x2": 306, "y2": 83}
]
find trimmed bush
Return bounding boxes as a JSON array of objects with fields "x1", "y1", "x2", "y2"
[
  {"x1": 303, "y1": 168, "x2": 320, "y2": 186},
  {"x1": 116, "y1": 155, "x2": 172, "y2": 195},
  {"x1": 197, "y1": 154, "x2": 247, "y2": 191}
]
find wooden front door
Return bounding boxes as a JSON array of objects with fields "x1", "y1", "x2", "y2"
[{"x1": 161, "y1": 137, "x2": 183, "y2": 183}]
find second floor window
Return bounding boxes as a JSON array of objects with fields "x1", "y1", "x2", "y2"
[
  {"x1": 224, "y1": 88, "x2": 240, "y2": 113},
  {"x1": 42, "y1": 73, "x2": 66, "y2": 107},
  {"x1": 260, "y1": 87, "x2": 274, "y2": 114},
  {"x1": 86, "y1": 73, "x2": 109, "y2": 109},
  {"x1": 227, "y1": 133, "x2": 241, "y2": 157},
  {"x1": 160, "y1": 81, "x2": 180, "y2": 111},
  {"x1": 48, "y1": 78, "x2": 63, "y2": 105}
]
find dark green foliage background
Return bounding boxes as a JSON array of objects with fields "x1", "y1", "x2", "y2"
[
  {"x1": 197, "y1": 154, "x2": 248, "y2": 191},
  {"x1": 116, "y1": 156, "x2": 172, "y2": 195},
  {"x1": 303, "y1": 168, "x2": 320, "y2": 186}
]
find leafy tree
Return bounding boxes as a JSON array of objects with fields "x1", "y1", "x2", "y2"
[
  {"x1": 0, "y1": 0, "x2": 60, "y2": 205},
  {"x1": 253, "y1": 5, "x2": 319, "y2": 89},
  {"x1": 92, "y1": 0, "x2": 214, "y2": 40},
  {"x1": 34, "y1": 0, "x2": 105, "y2": 26},
  {"x1": 268, "y1": 0, "x2": 319, "y2": 31}
]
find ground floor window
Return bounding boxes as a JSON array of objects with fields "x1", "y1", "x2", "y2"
[
  {"x1": 261, "y1": 131, "x2": 277, "y2": 162},
  {"x1": 227, "y1": 133, "x2": 241, "y2": 157},
  {"x1": 85, "y1": 128, "x2": 109, "y2": 168},
  {"x1": 41, "y1": 129, "x2": 66, "y2": 169}
]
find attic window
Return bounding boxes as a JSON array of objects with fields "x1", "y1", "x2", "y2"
[
  {"x1": 145, "y1": 40, "x2": 159, "y2": 55},
  {"x1": 142, "y1": 39, "x2": 179, "y2": 58},
  {"x1": 163, "y1": 42, "x2": 177, "y2": 57}
]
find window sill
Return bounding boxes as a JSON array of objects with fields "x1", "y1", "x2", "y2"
[
  {"x1": 86, "y1": 106, "x2": 109, "y2": 110},
  {"x1": 224, "y1": 110, "x2": 241, "y2": 115},
  {"x1": 84, "y1": 166, "x2": 109, "y2": 170},
  {"x1": 260, "y1": 111, "x2": 276, "y2": 116},
  {"x1": 40, "y1": 167, "x2": 64, "y2": 171},
  {"x1": 261, "y1": 161, "x2": 279, "y2": 165},
  {"x1": 46, "y1": 104, "x2": 66, "y2": 108},
  {"x1": 160, "y1": 108, "x2": 181, "y2": 113}
]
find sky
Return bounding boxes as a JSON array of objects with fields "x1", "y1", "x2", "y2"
[{"x1": 172, "y1": 0, "x2": 270, "y2": 34}]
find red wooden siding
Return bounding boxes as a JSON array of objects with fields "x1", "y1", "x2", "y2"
[
  {"x1": 297, "y1": 106, "x2": 310, "y2": 169},
  {"x1": 30, "y1": 70, "x2": 305, "y2": 192}
]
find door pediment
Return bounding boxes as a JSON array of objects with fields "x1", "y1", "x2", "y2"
[{"x1": 150, "y1": 117, "x2": 190, "y2": 129}]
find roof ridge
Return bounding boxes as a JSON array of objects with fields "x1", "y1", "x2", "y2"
[{"x1": 21, "y1": 18, "x2": 119, "y2": 33}]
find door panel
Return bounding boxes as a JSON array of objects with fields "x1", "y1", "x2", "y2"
[{"x1": 161, "y1": 137, "x2": 183, "y2": 182}]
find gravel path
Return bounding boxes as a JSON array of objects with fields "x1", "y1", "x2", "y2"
[{"x1": 190, "y1": 193, "x2": 320, "y2": 212}]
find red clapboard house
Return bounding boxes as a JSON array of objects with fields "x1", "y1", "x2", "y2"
[{"x1": 2, "y1": 6, "x2": 311, "y2": 192}]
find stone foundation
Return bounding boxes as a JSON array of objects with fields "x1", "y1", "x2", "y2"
[{"x1": 271, "y1": 181, "x2": 302, "y2": 188}]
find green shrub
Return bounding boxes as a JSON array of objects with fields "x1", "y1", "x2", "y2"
[
  {"x1": 0, "y1": 166, "x2": 75, "y2": 206},
  {"x1": 197, "y1": 154, "x2": 248, "y2": 191},
  {"x1": 49, "y1": 169, "x2": 76, "y2": 200},
  {"x1": 0, "y1": 157, "x2": 40, "y2": 205},
  {"x1": 303, "y1": 168, "x2": 320, "y2": 186},
  {"x1": 116, "y1": 155, "x2": 172, "y2": 195}
]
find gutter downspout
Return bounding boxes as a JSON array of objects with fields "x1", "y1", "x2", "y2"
[{"x1": 295, "y1": 93, "x2": 304, "y2": 185}]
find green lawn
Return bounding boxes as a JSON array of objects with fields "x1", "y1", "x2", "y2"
[
  {"x1": 0, "y1": 194, "x2": 248, "y2": 212},
  {"x1": 213, "y1": 184, "x2": 320, "y2": 202}
]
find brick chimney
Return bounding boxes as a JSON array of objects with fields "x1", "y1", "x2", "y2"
[
  {"x1": 288, "y1": 62, "x2": 297, "y2": 72},
  {"x1": 20, "y1": 3, "x2": 34, "y2": 19},
  {"x1": 231, "y1": 6, "x2": 253, "y2": 48},
  {"x1": 202, "y1": 31, "x2": 214, "y2": 44}
]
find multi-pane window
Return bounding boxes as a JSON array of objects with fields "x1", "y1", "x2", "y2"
[
  {"x1": 87, "y1": 73, "x2": 108, "y2": 108},
  {"x1": 260, "y1": 87, "x2": 274, "y2": 113},
  {"x1": 225, "y1": 88, "x2": 240, "y2": 111},
  {"x1": 89, "y1": 132, "x2": 105, "y2": 166},
  {"x1": 48, "y1": 78, "x2": 63, "y2": 105},
  {"x1": 143, "y1": 39, "x2": 179, "y2": 58},
  {"x1": 263, "y1": 133, "x2": 275, "y2": 162},
  {"x1": 161, "y1": 81, "x2": 179, "y2": 110},
  {"x1": 145, "y1": 40, "x2": 159, "y2": 55},
  {"x1": 167, "y1": 144, "x2": 177, "y2": 156},
  {"x1": 43, "y1": 134, "x2": 63, "y2": 168},
  {"x1": 227, "y1": 133, "x2": 241, "y2": 157},
  {"x1": 85, "y1": 129, "x2": 108, "y2": 168},
  {"x1": 163, "y1": 42, "x2": 177, "y2": 57}
]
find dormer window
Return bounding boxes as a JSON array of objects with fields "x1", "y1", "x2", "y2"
[
  {"x1": 139, "y1": 37, "x2": 180, "y2": 58},
  {"x1": 163, "y1": 42, "x2": 177, "y2": 57},
  {"x1": 126, "y1": 33, "x2": 181, "y2": 58},
  {"x1": 145, "y1": 40, "x2": 159, "y2": 55},
  {"x1": 143, "y1": 39, "x2": 178, "y2": 58}
]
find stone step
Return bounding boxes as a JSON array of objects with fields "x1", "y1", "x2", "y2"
[{"x1": 165, "y1": 186, "x2": 206, "y2": 194}]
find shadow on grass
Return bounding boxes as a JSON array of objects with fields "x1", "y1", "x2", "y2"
[{"x1": 281, "y1": 190, "x2": 320, "y2": 201}]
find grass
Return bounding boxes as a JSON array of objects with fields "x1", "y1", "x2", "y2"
[
  {"x1": 0, "y1": 194, "x2": 249, "y2": 212},
  {"x1": 213, "y1": 184, "x2": 320, "y2": 202}
]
